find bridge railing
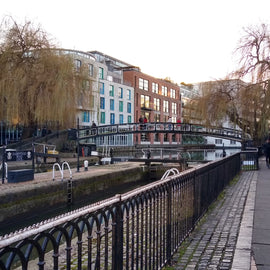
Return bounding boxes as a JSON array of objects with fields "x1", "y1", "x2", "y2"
[
  {"x1": 240, "y1": 149, "x2": 259, "y2": 170},
  {"x1": 0, "y1": 152, "x2": 250, "y2": 269},
  {"x1": 78, "y1": 122, "x2": 250, "y2": 142}
]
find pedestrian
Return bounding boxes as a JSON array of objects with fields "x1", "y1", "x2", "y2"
[
  {"x1": 263, "y1": 138, "x2": 270, "y2": 168},
  {"x1": 177, "y1": 118, "x2": 181, "y2": 130},
  {"x1": 139, "y1": 116, "x2": 144, "y2": 130},
  {"x1": 91, "y1": 121, "x2": 97, "y2": 135},
  {"x1": 143, "y1": 117, "x2": 148, "y2": 130},
  {"x1": 167, "y1": 117, "x2": 172, "y2": 130},
  {"x1": 143, "y1": 117, "x2": 147, "y2": 123}
]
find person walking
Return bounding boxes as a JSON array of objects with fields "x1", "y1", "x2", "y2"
[
  {"x1": 263, "y1": 138, "x2": 270, "y2": 168},
  {"x1": 143, "y1": 116, "x2": 148, "y2": 130},
  {"x1": 91, "y1": 121, "x2": 97, "y2": 135},
  {"x1": 139, "y1": 116, "x2": 144, "y2": 130}
]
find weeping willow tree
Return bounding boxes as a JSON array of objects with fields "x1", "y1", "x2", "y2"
[
  {"x1": 186, "y1": 24, "x2": 270, "y2": 145},
  {"x1": 0, "y1": 17, "x2": 91, "y2": 135}
]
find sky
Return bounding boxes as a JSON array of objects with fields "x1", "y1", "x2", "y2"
[{"x1": 1, "y1": 0, "x2": 270, "y2": 84}]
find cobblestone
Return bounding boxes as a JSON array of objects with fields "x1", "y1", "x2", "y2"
[{"x1": 170, "y1": 171, "x2": 255, "y2": 269}]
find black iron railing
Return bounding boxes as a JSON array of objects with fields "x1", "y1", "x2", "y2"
[
  {"x1": 0, "y1": 151, "x2": 258, "y2": 270},
  {"x1": 78, "y1": 122, "x2": 251, "y2": 143},
  {"x1": 240, "y1": 149, "x2": 259, "y2": 170}
]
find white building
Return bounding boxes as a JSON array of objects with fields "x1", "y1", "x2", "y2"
[
  {"x1": 57, "y1": 49, "x2": 99, "y2": 128},
  {"x1": 90, "y1": 51, "x2": 135, "y2": 146}
]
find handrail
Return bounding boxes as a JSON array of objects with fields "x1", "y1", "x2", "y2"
[
  {"x1": 62, "y1": 161, "x2": 72, "y2": 179},
  {"x1": 77, "y1": 122, "x2": 251, "y2": 142},
  {"x1": 52, "y1": 163, "x2": 63, "y2": 181},
  {"x1": 161, "y1": 168, "x2": 180, "y2": 180},
  {"x1": 53, "y1": 162, "x2": 72, "y2": 181}
]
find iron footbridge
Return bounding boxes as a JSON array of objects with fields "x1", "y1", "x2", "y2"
[{"x1": 77, "y1": 122, "x2": 251, "y2": 143}]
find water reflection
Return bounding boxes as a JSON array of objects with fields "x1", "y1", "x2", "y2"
[{"x1": 112, "y1": 148, "x2": 242, "y2": 163}]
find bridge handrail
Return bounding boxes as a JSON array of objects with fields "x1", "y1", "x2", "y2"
[{"x1": 78, "y1": 122, "x2": 251, "y2": 142}]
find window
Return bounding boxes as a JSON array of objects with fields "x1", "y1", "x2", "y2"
[
  {"x1": 127, "y1": 102, "x2": 132, "y2": 113},
  {"x1": 89, "y1": 64, "x2": 93, "y2": 76},
  {"x1": 109, "y1": 85, "x2": 114, "y2": 97},
  {"x1": 90, "y1": 95, "x2": 95, "y2": 108},
  {"x1": 128, "y1": 115, "x2": 132, "y2": 123},
  {"x1": 82, "y1": 111, "x2": 90, "y2": 122},
  {"x1": 154, "y1": 98, "x2": 160, "y2": 111},
  {"x1": 119, "y1": 101, "x2": 123, "y2": 112},
  {"x1": 170, "y1": 89, "x2": 176, "y2": 98},
  {"x1": 215, "y1": 139, "x2": 222, "y2": 144},
  {"x1": 100, "y1": 97, "x2": 105, "y2": 109},
  {"x1": 118, "y1": 87, "x2": 123, "y2": 98},
  {"x1": 139, "y1": 78, "x2": 148, "y2": 90},
  {"x1": 172, "y1": 102, "x2": 177, "y2": 114},
  {"x1": 139, "y1": 78, "x2": 143, "y2": 89},
  {"x1": 119, "y1": 114, "x2": 124, "y2": 124},
  {"x1": 110, "y1": 113, "x2": 115, "y2": 124},
  {"x1": 75, "y1": 60, "x2": 82, "y2": 71},
  {"x1": 163, "y1": 100, "x2": 169, "y2": 113},
  {"x1": 75, "y1": 59, "x2": 81, "y2": 72},
  {"x1": 100, "y1": 112, "x2": 105, "y2": 124},
  {"x1": 162, "y1": 86, "x2": 168, "y2": 96},
  {"x1": 99, "y1": 82, "x2": 104, "y2": 94},
  {"x1": 82, "y1": 80, "x2": 90, "y2": 90},
  {"x1": 152, "y1": 82, "x2": 159, "y2": 94},
  {"x1": 127, "y1": 89, "x2": 131, "y2": 100},
  {"x1": 141, "y1": 95, "x2": 150, "y2": 108},
  {"x1": 110, "y1": 99, "x2": 114, "y2": 110},
  {"x1": 154, "y1": 114, "x2": 160, "y2": 122},
  {"x1": 99, "y1": 67, "x2": 104, "y2": 79}
]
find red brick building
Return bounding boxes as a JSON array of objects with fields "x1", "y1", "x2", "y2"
[{"x1": 123, "y1": 69, "x2": 182, "y2": 144}]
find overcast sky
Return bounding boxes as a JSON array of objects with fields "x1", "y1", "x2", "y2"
[{"x1": 1, "y1": 0, "x2": 270, "y2": 83}]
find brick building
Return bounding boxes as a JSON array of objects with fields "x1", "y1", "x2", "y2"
[{"x1": 123, "y1": 69, "x2": 182, "y2": 144}]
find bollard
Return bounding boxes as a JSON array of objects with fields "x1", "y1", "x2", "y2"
[{"x1": 84, "y1": 160, "x2": 88, "y2": 171}]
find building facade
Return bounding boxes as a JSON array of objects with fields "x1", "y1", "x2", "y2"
[
  {"x1": 123, "y1": 70, "x2": 182, "y2": 145},
  {"x1": 90, "y1": 51, "x2": 135, "y2": 146},
  {"x1": 58, "y1": 49, "x2": 99, "y2": 128}
]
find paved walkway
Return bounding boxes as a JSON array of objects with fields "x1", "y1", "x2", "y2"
[{"x1": 170, "y1": 158, "x2": 270, "y2": 270}]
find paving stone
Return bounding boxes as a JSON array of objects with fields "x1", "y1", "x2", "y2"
[{"x1": 169, "y1": 171, "x2": 255, "y2": 269}]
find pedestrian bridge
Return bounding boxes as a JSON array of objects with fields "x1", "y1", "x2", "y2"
[{"x1": 78, "y1": 122, "x2": 251, "y2": 142}]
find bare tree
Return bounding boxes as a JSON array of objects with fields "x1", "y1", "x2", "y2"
[
  {"x1": 0, "y1": 17, "x2": 91, "y2": 136},
  {"x1": 186, "y1": 24, "x2": 270, "y2": 145}
]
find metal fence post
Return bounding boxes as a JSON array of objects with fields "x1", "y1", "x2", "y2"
[
  {"x1": 166, "y1": 182, "x2": 172, "y2": 265},
  {"x1": 112, "y1": 195, "x2": 123, "y2": 270}
]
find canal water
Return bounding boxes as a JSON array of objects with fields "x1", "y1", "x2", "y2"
[{"x1": 0, "y1": 176, "x2": 151, "y2": 236}]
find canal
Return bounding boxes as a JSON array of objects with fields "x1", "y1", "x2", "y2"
[{"x1": 0, "y1": 148, "x2": 240, "y2": 236}]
